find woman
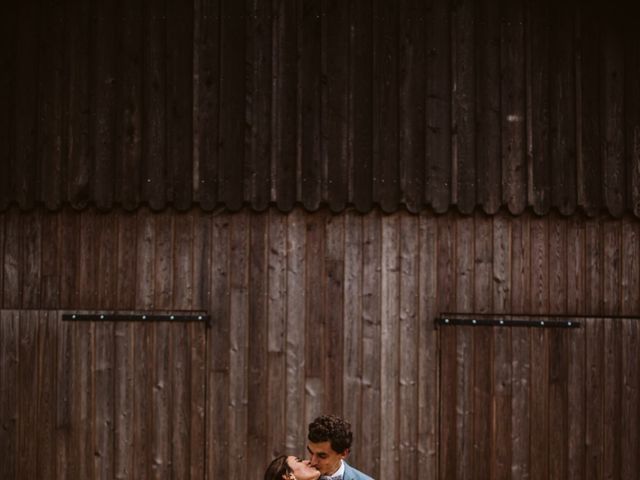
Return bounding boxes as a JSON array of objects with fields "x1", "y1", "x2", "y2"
[{"x1": 264, "y1": 455, "x2": 320, "y2": 480}]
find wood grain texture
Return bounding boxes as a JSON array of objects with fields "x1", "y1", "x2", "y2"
[
  {"x1": 2, "y1": 1, "x2": 640, "y2": 216},
  {"x1": 0, "y1": 208, "x2": 640, "y2": 480}
]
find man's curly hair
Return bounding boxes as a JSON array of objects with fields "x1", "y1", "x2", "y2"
[{"x1": 307, "y1": 414, "x2": 353, "y2": 454}]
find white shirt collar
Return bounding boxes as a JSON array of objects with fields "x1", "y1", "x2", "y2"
[{"x1": 326, "y1": 460, "x2": 345, "y2": 478}]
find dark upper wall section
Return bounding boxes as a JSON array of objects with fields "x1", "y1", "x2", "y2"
[{"x1": 1, "y1": 0, "x2": 639, "y2": 216}]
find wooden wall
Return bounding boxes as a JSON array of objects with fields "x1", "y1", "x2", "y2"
[
  {"x1": 2, "y1": 0, "x2": 640, "y2": 216},
  {"x1": 1, "y1": 207, "x2": 640, "y2": 479}
]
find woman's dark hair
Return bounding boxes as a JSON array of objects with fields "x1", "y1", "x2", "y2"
[
  {"x1": 264, "y1": 455, "x2": 292, "y2": 480},
  {"x1": 308, "y1": 414, "x2": 353, "y2": 454}
]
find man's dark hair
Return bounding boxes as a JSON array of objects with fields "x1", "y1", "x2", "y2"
[{"x1": 308, "y1": 414, "x2": 353, "y2": 454}]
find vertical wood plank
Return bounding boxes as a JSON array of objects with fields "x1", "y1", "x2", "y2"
[
  {"x1": 602, "y1": 219, "x2": 621, "y2": 316},
  {"x1": 248, "y1": 212, "x2": 269, "y2": 478},
  {"x1": 549, "y1": 2, "x2": 577, "y2": 215},
  {"x1": 95, "y1": 214, "x2": 117, "y2": 480},
  {"x1": 75, "y1": 212, "x2": 99, "y2": 480},
  {"x1": 584, "y1": 219, "x2": 604, "y2": 479},
  {"x1": 246, "y1": 0, "x2": 272, "y2": 210},
  {"x1": 399, "y1": 213, "x2": 419, "y2": 478},
  {"x1": 601, "y1": 21, "x2": 625, "y2": 217},
  {"x1": 324, "y1": 214, "x2": 345, "y2": 414},
  {"x1": 229, "y1": 211, "x2": 250, "y2": 479},
  {"x1": 438, "y1": 324, "x2": 456, "y2": 480},
  {"x1": 525, "y1": 1, "x2": 554, "y2": 214},
  {"x1": 454, "y1": 217, "x2": 474, "y2": 480},
  {"x1": 189, "y1": 216, "x2": 208, "y2": 480},
  {"x1": 627, "y1": 29, "x2": 640, "y2": 218},
  {"x1": 152, "y1": 214, "x2": 173, "y2": 480},
  {"x1": 602, "y1": 221, "x2": 622, "y2": 480},
  {"x1": 350, "y1": 0, "x2": 373, "y2": 211},
  {"x1": 14, "y1": 1, "x2": 39, "y2": 209},
  {"x1": 305, "y1": 213, "x2": 325, "y2": 416},
  {"x1": 417, "y1": 214, "x2": 438, "y2": 479},
  {"x1": 585, "y1": 219, "x2": 603, "y2": 314},
  {"x1": 34, "y1": 313, "x2": 55, "y2": 480},
  {"x1": 271, "y1": 0, "x2": 298, "y2": 210},
  {"x1": 548, "y1": 215, "x2": 567, "y2": 314},
  {"x1": 343, "y1": 212, "x2": 363, "y2": 462},
  {"x1": 133, "y1": 209, "x2": 155, "y2": 479},
  {"x1": 620, "y1": 317, "x2": 639, "y2": 480},
  {"x1": 171, "y1": 214, "x2": 194, "y2": 479},
  {"x1": 0, "y1": 3, "x2": 17, "y2": 210},
  {"x1": 501, "y1": 0, "x2": 526, "y2": 214},
  {"x1": 66, "y1": 0, "x2": 92, "y2": 208},
  {"x1": 0, "y1": 215, "x2": 4, "y2": 304},
  {"x1": 38, "y1": 0, "x2": 66, "y2": 210},
  {"x1": 576, "y1": 3, "x2": 602, "y2": 215},
  {"x1": 114, "y1": 213, "x2": 137, "y2": 479},
  {"x1": 165, "y1": 0, "x2": 193, "y2": 210},
  {"x1": 603, "y1": 316, "x2": 622, "y2": 480},
  {"x1": 510, "y1": 215, "x2": 530, "y2": 478},
  {"x1": 476, "y1": 0, "x2": 501, "y2": 213},
  {"x1": 0, "y1": 311, "x2": 18, "y2": 480},
  {"x1": 40, "y1": 214, "x2": 60, "y2": 309},
  {"x1": 207, "y1": 213, "x2": 231, "y2": 479},
  {"x1": 566, "y1": 218, "x2": 586, "y2": 480},
  {"x1": 56, "y1": 212, "x2": 76, "y2": 477},
  {"x1": 472, "y1": 216, "x2": 492, "y2": 480},
  {"x1": 285, "y1": 209, "x2": 306, "y2": 451},
  {"x1": 3, "y1": 212, "x2": 21, "y2": 309},
  {"x1": 218, "y1": 0, "x2": 246, "y2": 210},
  {"x1": 585, "y1": 220, "x2": 604, "y2": 479},
  {"x1": 323, "y1": 0, "x2": 350, "y2": 211},
  {"x1": 398, "y1": 0, "x2": 426, "y2": 211},
  {"x1": 438, "y1": 214, "x2": 457, "y2": 480},
  {"x1": 372, "y1": 0, "x2": 399, "y2": 212},
  {"x1": 192, "y1": 0, "x2": 220, "y2": 210},
  {"x1": 585, "y1": 317, "x2": 605, "y2": 480},
  {"x1": 492, "y1": 214, "x2": 512, "y2": 480},
  {"x1": 380, "y1": 214, "x2": 400, "y2": 478},
  {"x1": 360, "y1": 210, "x2": 381, "y2": 476},
  {"x1": 299, "y1": 0, "x2": 322, "y2": 210},
  {"x1": 620, "y1": 220, "x2": 640, "y2": 478},
  {"x1": 22, "y1": 212, "x2": 41, "y2": 308},
  {"x1": 142, "y1": 0, "x2": 167, "y2": 210},
  {"x1": 16, "y1": 312, "x2": 38, "y2": 479},
  {"x1": 267, "y1": 210, "x2": 287, "y2": 455},
  {"x1": 548, "y1": 216, "x2": 568, "y2": 480},
  {"x1": 59, "y1": 211, "x2": 80, "y2": 310},
  {"x1": 529, "y1": 217, "x2": 549, "y2": 480},
  {"x1": 451, "y1": 0, "x2": 476, "y2": 214},
  {"x1": 185, "y1": 212, "x2": 211, "y2": 478},
  {"x1": 93, "y1": 0, "x2": 117, "y2": 209},
  {"x1": 116, "y1": 0, "x2": 143, "y2": 209},
  {"x1": 425, "y1": 0, "x2": 451, "y2": 212},
  {"x1": 189, "y1": 323, "x2": 207, "y2": 480}
]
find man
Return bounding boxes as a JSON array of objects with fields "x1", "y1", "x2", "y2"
[{"x1": 307, "y1": 414, "x2": 374, "y2": 480}]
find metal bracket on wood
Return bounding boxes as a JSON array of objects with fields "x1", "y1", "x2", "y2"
[
  {"x1": 62, "y1": 311, "x2": 211, "y2": 328},
  {"x1": 435, "y1": 316, "x2": 580, "y2": 329}
]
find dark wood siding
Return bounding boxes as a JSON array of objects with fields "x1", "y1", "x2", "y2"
[
  {"x1": 1, "y1": 207, "x2": 640, "y2": 479},
  {"x1": 2, "y1": 1, "x2": 639, "y2": 216}
]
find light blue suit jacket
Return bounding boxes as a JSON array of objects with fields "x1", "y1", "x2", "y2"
[{"x1": 343, "y1": 461, "x2": 374, "y2": 480}]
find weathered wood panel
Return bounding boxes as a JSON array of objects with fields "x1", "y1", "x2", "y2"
[
  {"x1": 0, "y1": 208, "x2": 639, "y2": 480},
  {"x1": 2, "y1": 0, "x2": 640, "y2": 216},
  {"x1": 0, "y1": 311, "x2": 206, "y2": 480}
]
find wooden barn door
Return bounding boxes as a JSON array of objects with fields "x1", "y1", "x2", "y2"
[
  {"x1": 438, "y1": 318, "x2": 640, "y2": 480},
  {"x1": 0, "y1": 310, "x2": 207, "y2": 479}
]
